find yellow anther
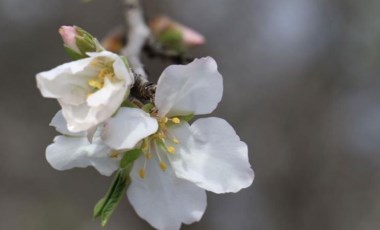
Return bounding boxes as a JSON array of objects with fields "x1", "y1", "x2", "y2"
[
  {"x1": 161, "y1": 117, "x2": 169, "y2": 124},
  {"x1": 139, "y1": 168, "x2": 145, "y2": 179},
  {"x1": 167, "y1": 146, "x2": 175, "y2": 154},
  {"x1": 145, "y1": 153, "x2": 152, "y2": 159},
  {"x1": 110, "y1": 151, "x2": 119, "y2": 158},
  {"x1": 172, "y1": 138, "x2": 179, "y2": 144},
  {"x1": 158, "y1": 132, "x2": 166, "y2": 139},
  {"x1": 171, "y1": 117, "x2": 181, "y2": 124},
  {"x1": 88, "y1": 79, "x2": 102, "y2": 89},
  {"x1": 159, "y1": 161, "x2": 167, "y2": 171}
]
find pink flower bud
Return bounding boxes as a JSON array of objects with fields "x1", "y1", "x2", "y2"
[
  {"x1": 149, "y1": 16, "x2": 205, "y2": 47},
  {"x1": 181, "y1": 25, "x2": 205, "y2": 46},
  {"x1": 59, "y1": 26, "x2": 80, "y2": 53}
]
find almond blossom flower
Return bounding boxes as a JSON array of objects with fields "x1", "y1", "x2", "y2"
[
  {"x1": 46, "y1": 111, "x2": 119, "y2": 176},
  {"x1": 36, "y1": 51, "x2": 134, "y2": 132},
  {"x1": 102, "y1": 57, "x2": 255, "y2": 230}
]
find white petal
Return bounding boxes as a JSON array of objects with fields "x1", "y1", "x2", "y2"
[
  {"x1": 36, "y1": 58, "x2": 96, "y2": 105},
  {"x1": 46, "y1": 135, "x2": 118, "y2": 176},
  {"x1": 102, "y1": 108, "x2": 158, "y2": 150},
  {"x1": 59, "y1": 100, "x2": 97, "y2": 132},
  {"x1": 38, "y1": 51, "x2": 133, "y2": 133},
  {"x1": 168, "y1": 118, "x2": 254, "y2": 194},
  {"x1": 155, "y1": 57, "x2": 223, "y2": 117},
  {"x1": 86, "y1": 79, "x2": 126, "y2": 107},
  {"x1": 60, "y1": 82, "x2": 125, "y2": 133},
  {"x1": 50, "y1": 110, "x2": 85, "y2": 136},
  {"x1": 89, "y1": 157, "x2": 119, "y2": 176},
  {"x1": 127, "y1": 156, "x2": 207, "y2": 230}
]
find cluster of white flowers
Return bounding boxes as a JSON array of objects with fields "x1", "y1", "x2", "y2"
[{"x1": 36, "y1": 27, "x2": 254, "y2": 230}]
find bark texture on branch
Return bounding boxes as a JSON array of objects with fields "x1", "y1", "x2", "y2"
[{"x1": 122, "y1": 0, "x2": 156, "y2": 100}]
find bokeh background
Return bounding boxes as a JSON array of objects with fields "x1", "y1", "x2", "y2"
[{"x1": 1, "y1": 0, "x2": 380, "y2": 229}]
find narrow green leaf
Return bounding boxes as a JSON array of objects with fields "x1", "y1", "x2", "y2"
[
  {"x1": 120, "y1": 149, "x2": 142, "y2": 168},
  {"x1": 93, "y1": 197, "x2": 106, "y2": 217},
  {"x1": 93, "y1": 167, "x2": 131, "y2": 226}
]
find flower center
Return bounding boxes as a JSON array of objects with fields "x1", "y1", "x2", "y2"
[
  {"x1": 138, "y1": 116, "x2": 182, "y2": 179},
  {"x1": 88, "y1": 58, "x2": 116, "y2": 90}
]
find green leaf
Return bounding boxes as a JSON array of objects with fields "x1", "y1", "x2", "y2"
[
  {"x1": 120, "y1": 149, "x2": 142, "y2": 168},
  {"x1": 93, "y1": 167, "x2": 131, "y2": 226}
]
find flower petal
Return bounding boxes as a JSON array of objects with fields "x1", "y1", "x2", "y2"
[
  {"x1": 36, "y1": 58, "x2": 96, "y2": 105},
  {"x1": 102, "y1": 108, "x2": 158, "y2": 150},
  {"x1": 168, "y1": 118, "x2": 254, "y2": 194},
  {"x1": 60, "y1": 81, "x2": 126, "y2": 133},
  {"x1": 155, "y1": 57, "x2": 223, "y2": 117},
  {"x1": 86, "y1": 79, "x2": 126, "y2": 107},
  {"x1": 127, "y1": 156, "x2": 207, "y2": 230},
  {"x1": 59, "y1": 100, "x2": 97, "y2": 132},
  {"x1": 38, "y1": 51, "x2": 133, "y2": 133},
  {"x1": 46, "y1": 135, "x2": 118, "y2": 176},
  {"x1": 50, "y1": 110, "x2": 85, "y2": 136}
]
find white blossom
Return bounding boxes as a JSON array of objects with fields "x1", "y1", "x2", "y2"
[
  {"x1": 46, "y1": 111, "x2": 119, "y2": 176},
  {"x1": 102, "y1": 57, "x2": 255, "y2": 230},
  {"x1": 36, "y1": 51, "x2": 134, "y2": 132}
]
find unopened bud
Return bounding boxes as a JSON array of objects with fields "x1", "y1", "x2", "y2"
[
  {"x1": 59, "y1": 25, "x2": 103, "y2": 60},
  {"x1": 149, "y1": 16, "x2": 205, "y2": 52},
  {"x1": 59, "y1": 26, "x2": 80, "y2": 53}
]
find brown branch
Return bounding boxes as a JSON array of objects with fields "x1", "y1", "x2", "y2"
[{"x1": 121, "y1": 0, "x2": 156, "y2": 100}]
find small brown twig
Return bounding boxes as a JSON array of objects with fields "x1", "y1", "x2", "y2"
[{"x1": 122, "y1": 0, "x2": 156, "y2": 100}]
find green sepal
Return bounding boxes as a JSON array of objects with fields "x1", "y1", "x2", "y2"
[
  {"x1": 121, "y1": 100, "x2": 138, "y2": 108},
  {"x1": 76, "y1": 36, "x2": 97, "y2": 55},
  {"x1": 120, "y1": 56, "x2": 130, "y2": 69},
  {"x1": 93, "y1": 167, "x2": 131, "y2": 226},
  {"x1": 178, "y1": 114, "x2": 194, "y2": 122},
  {"x1": 142, "y1": 103, "x2": 154, "y2": 113},
  {"x1": 63, "y1": 46, "x2": 86, "y2": 60},
  {"x1": 120, "y1": 149, "x2": 142, "y2": 168},
  {"x1": 158, "y1": 28, "x2": 186, "y2": 54}
]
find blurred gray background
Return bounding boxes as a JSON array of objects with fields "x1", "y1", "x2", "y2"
[{"x1": 1, "y1": 0, "x2": 380, "y2": 229}]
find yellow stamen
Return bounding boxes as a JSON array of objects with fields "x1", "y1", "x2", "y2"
[
  {"x1": 161, "y1": 117, "x2": 168, "y2": 124},
  {"x1": 142, "y1": 138, "x2": 149, "y2": 151},
  {"x1": 172, "y1": 138, "x2": 179, "y2": 144},
  {"x1": 145, "y1": 153, "x2": 152, "y2": 159},
  {"x1": 158, "y1": 132, "x2": 166, "y2": 139},
  {"x1": 171, "y1": 117, "x2": 180, "y2": 124},
  {"x1": 167, "y1": 146, "x2": 175, "y2": 154},
  {"x1": 159, "y1": 161, "x2": 167, "y2": 171},
  {"x1": 139, "y1": 168, "x2": 145, "y2": 179},
  {"x1": 88, "y1": 79, "x2": 102, "y2": 89}
]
